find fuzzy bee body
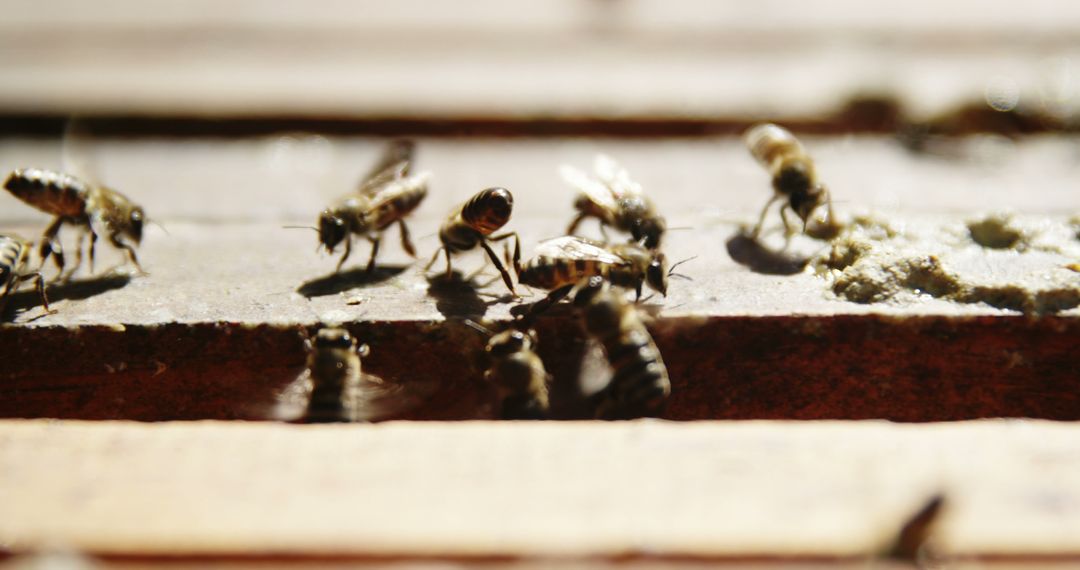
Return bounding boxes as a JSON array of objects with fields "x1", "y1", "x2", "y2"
[
  {"x1": 484, "y1": 327, "x2": 550, "y2": 420},
  {"x1": 427, "y1": 187, "x2": 520, "y2": 294},
  {"x1": 304, "y1": 328, "x2": 368, "y2": 423},
  {"x1": 562, "y1": 154, "x2": 666, "y2": 249},
  {"x1": 3, "y1": 168, "x2": 146, "y2": 279},
  {"x1": 574, "y1": 276, "x2": 670, "y2": 419},
  {"x1": 744, "y1": 123, "x2": 835, "y2": 237},
  {"x1": 0, "y1": 234, "x2": 52, "y2": 317},
  {"x1": 518, "y1": 236, "x2": 668, "y2": 300},
  {"x1": 318, "y1": 141, "x2": 428, "y2": 272}
]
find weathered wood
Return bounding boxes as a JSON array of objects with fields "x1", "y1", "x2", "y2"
[
  {"x1": 1, "y1": 420, "x2": 1080, "y2": 562},
  {"x1": 0, "y1": 137, "x2": 1077, "y2": 421}
]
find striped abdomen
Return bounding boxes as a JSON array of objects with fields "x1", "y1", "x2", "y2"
[
  {"x1": 518, "y1": 257, "x2": 613, "y2": 290},
  {"x1": 370, "y1": 177, "x2": 428, "y2": 230},
  {"x1": 461, "y1": 187, "x2": 513, "y2": 235},
  {"x1": 1, "y1": 235, "x2": 30, "y2": 287},
  {"x1": 744, "y1": 123, "x2": 804, "y2": 171},
  {"x1": 602, "y1": 325, "x2": 670, "y2": 413},
  {"x1": 3, "y1": 168, "x2": 90, "y2": 218}
]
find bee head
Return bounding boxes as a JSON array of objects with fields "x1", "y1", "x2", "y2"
[
  {"x1": 128, "y1": 207, "x2": 145, "y2": 244},
  {"x1": 646, "y1": 253, "x2": 669, "y2": 297},
  {"x1": 789, "y1": 185, "x2": 825, "y2": 223},
  {"x1": 775, "y1": 159, "x2": 813, "y2": 198},
  {"x1": 632, "y1": 216, "x2": 666, "y2": 250},
  {"x1": 487, "y1": 329, "x2": 532, "y2": 357},
  {"x1": 318, "y1": 209, "x2": 348, "y2": 252},
  {"x1": 315, "y1": 328, "x2": 354, "y2": 350}
]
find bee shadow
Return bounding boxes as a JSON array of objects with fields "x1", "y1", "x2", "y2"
[
  {"x1": 426, "y1": 272, "x2": 509, "y2": 321},
  {"x1": 297, "y1": 265, "x2": 409, "y2": 298},
  {"x1": 725, "y1": 230, "x2": 810, "y2": 276},
  {"x1": 1, "y1": 273, "x2": 132, "y2": 322}
]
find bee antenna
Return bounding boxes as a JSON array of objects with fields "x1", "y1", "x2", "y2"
[
  {"x1": 150, "y1": 219, "x2": 170, "y2": 236},
  {"x1": 462, "y1": 319, "x2": 493, "y2": 337},
  {"x1": 667, "y1": 255, "x2": 697, "y2": 276},
  {"x1": 669, "y1": 273, "x2": 693, "y2": 281},
  {"x1": 666, "y1": 226, "x2": 695, "y2": 231},
  {"x1": 283, "y1": 225, "x2": 320, "y2": 232}
]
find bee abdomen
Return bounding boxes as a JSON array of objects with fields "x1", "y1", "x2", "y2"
[
  {"x1": 745, "y1": 123, "x2": 802, "y2": 170},
  {"x1": 3, "y1": 168, "x2": 89, "y2": 218},
  {"x1": 519, "y1": 257, "x2": 605, "y2": 290},
  {"x1": 604, "y1": 330, "x2": 670, "y2": 409},
  {"x1": 461, "y1": 187, "x2": 513, "y2": 235},
  {"x1": 0, "y1": 236, "x2": 24, "y2": 281}
]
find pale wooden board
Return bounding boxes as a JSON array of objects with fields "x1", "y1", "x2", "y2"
[
  {"x1": 1, "y1": 419, "x2": 1080, "y2": 559},
  {"x1": 1, "y1": 1, "x2": 1078, "y2": 119}
]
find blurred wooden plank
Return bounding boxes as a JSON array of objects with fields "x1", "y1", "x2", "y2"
[
  {"x1": 1, "y1": 420, "x2": 1080, "y2": 561},
  {"x1": 0, "y1": 2, "x2": 1076, "y2": 120}
]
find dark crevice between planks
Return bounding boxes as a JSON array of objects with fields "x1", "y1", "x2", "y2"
[{"x1": 1, "y1": 314, "x2": 1077, "y2": 422}]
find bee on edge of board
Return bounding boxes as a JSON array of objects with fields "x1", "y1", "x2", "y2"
[
  {"x1": 561, "y1": 154, "x2": 666, "y2": 249},
  {"x1": 426, "y1": 187, "x2": 521, "y2": 295},
  {"x1": 0, "y1": 234, "x2": 55, "y2": 318},
  {"x1": 573, "y1": 276, "x2": 670, "y2": 419},
  {"x1": 465, "y1": 320, "x2": 550, "y2": 420},
  {"x1": 744, "y1": 123, "x2": 839, "y2": 239},
  {"x1": 513, "y1": 235, "x2": 692, "y2": 322},
  {"x1": 315, "y1": 140, "x2": 429, "y2": 272},
  {"x1": 3, "y1": 168, "x2": 148, "y2": 280},
  {"x1": 302, "y1": 327, "x2": 370, "y2": 423}
]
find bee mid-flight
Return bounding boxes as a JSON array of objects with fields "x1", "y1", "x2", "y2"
[
  {"x1": 468, "y1": 321, "x2": 550, "y2": 420},
  {"x1": 318, "y1": 140, "x2": 429, "y2": 272},
  {"x1": 427, "y1": 187, "x2": 521, "y2": 294},
  {"x1": 573, "y1": 276, "x2": 670, "y2": 419},
  {"x1": 303, "y1": 327, "x2": 370, "y2": 423},
  {"x1": 561, "y1": 154, "x2": 666, "y2": 249},
  {"x1": 744, "y1": 123, "x2": 836, "y2": 238},
  {"x1": 0, "y1": 234, "x2": 54, "y2": 317},
  {"x1": 3, "y1": 168, "x2": 146, "y2": 280}
]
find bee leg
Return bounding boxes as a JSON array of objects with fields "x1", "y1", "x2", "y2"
[
  {"x1": 365, "y1": 235, "x2": 381, "y2": 272},
  {"x1": 522, "y1": 283, "x2": 574, "y2": 324},
  {"x1": 110, "y1": 233, "x2": 146, "y2": 275},
  {"x1": 443, "y1": 249, "x2": 454, "y2": 279},
  {"x1": 335, "y1": 238, "x2": 353, "y2": 272},
  {"x1": 599, "y1": 223, "x2": 611, "y2": 243},
  {"x1": 779, "y1": 205, "x2": 796, "y2": 238},
  {"x1": 566, "y1": 212, "x2": 587, "y2": 236},
  {"x1": 397, "y1": 220, "x2": 416, "y2": 258},
  {"x1": 38, "y1": 217, "x2": 66, "y2": 278},
  {"x1": 16, "y1": 271, "x2": 55, "y2": 314},
  {"x1": 487, "y1": 232, "x2": 521, "y2": 275},
  {"x1": 751, "y1": 195, "x2": 782, "y2": 239},
  {"x1": 61, "y1": 232, "x2": 87, "y2": 282},
  {"x1": 635, "y1": 283, "x2": 643, "y2": 301},
  {"x1": 88, "y1": 231, "x2": 98, "y2": 275},
  {"x1": 480, "y1": 240, "x2": 515, "y2": 295},
  {"x1": 424, "y1": 246, "x2": 444, "y2": 271}
]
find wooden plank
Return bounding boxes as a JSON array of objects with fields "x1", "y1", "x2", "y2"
[
  {"x1": 0, "y1": 137, "x2": 1077, "y2": 421},
  {"x1": 1, "y1": 419, "x2": 1080, "y2": 562}
]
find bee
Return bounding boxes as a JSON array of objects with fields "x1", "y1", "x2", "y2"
[
  {"x1": 561, "y1": 154, "x2": 666, "y2": 249},
  {"x1": 3, "y1": 168, "x2": 145, "y2": 279},
  {"x1": 466, "y1": 320, "x2": 550, "y2": 420},
  {"x1": 1, "y1": 234, "x2": 53, "y2": 316},
  {"x1": 744, "y1": 123, "x2": 836, "y2": 238},
  {"x1": 573, "y1": 276, "x2": 670, "y2": 419},
  {"x1": 318, "y1": 140, "x2": 429, "y2": 272},
  {"x1": 303, "y1": 327, "x2": 370, "y2": 423},
  {"x1": 426, "y1": 187, "x2": 521, "y2": 294}
]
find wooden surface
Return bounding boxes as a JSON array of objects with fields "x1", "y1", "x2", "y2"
[
  {"x1": 2, "y1": 419, "x2": 1080, "y2": 563},
  {"x1": 1, "y1": 1, "x2": 1079, "y2": 121},
  {"x1": 0, "y1": 136, "x2": 1078, "y2": 422}
]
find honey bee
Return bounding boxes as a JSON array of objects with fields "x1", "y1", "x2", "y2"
[
  {"x1": 303, "y1": 327, "x2": 370, "y2": 423},
  {"x1": 573, "y1": 276, "x2": 670, "y2": 419},
  {"x1": 744, "y1": 123, "x2": 836, "y2": 238},
  {"x1": 514, "y1": 236, "x2": 689, "y2": 319},
  {"x1": 561, "y1": 154, "x2": 666, "y2": 249},
  {"x1": 318, "y1": 140, "x2": 429, "y2": 272},
  {"x1": 3, "y1": 168, "x2": 146, "y2": 279},
  {"x1": 0, "y1": 234, "x2": 53, "y2": 316},
  {"x1": 426, "y1": 187, "x2": 521, "y2": 294},
  {"x1": 466, "y1": 320, "x2": 550, "y2": 420}
]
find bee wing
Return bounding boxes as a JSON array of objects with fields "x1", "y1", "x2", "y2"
[
  {"x1": 353, "y1": 374, "x2": 438, "y2": 421},
  {"x1": 365, "y1": 139, "x2": 415, "y2": 179},
  {"x1": 364, "y1": 170, "x2": 431, "y2": 209},
  {"x1": 535, "y1": 236, "x2": 628, "y2": 265},
  {"x1": 593, "y1": 154, "x2": 644, "y2": 200},
  {"x1": 560, "y1": 163, "x2": 619, "y2": 211},
  {"x1": 358, "y1": 160, "x2": 410, "y2": 196},
  {"x1": 61, "y1": 117, "x2": 103, "y2": 186}
]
